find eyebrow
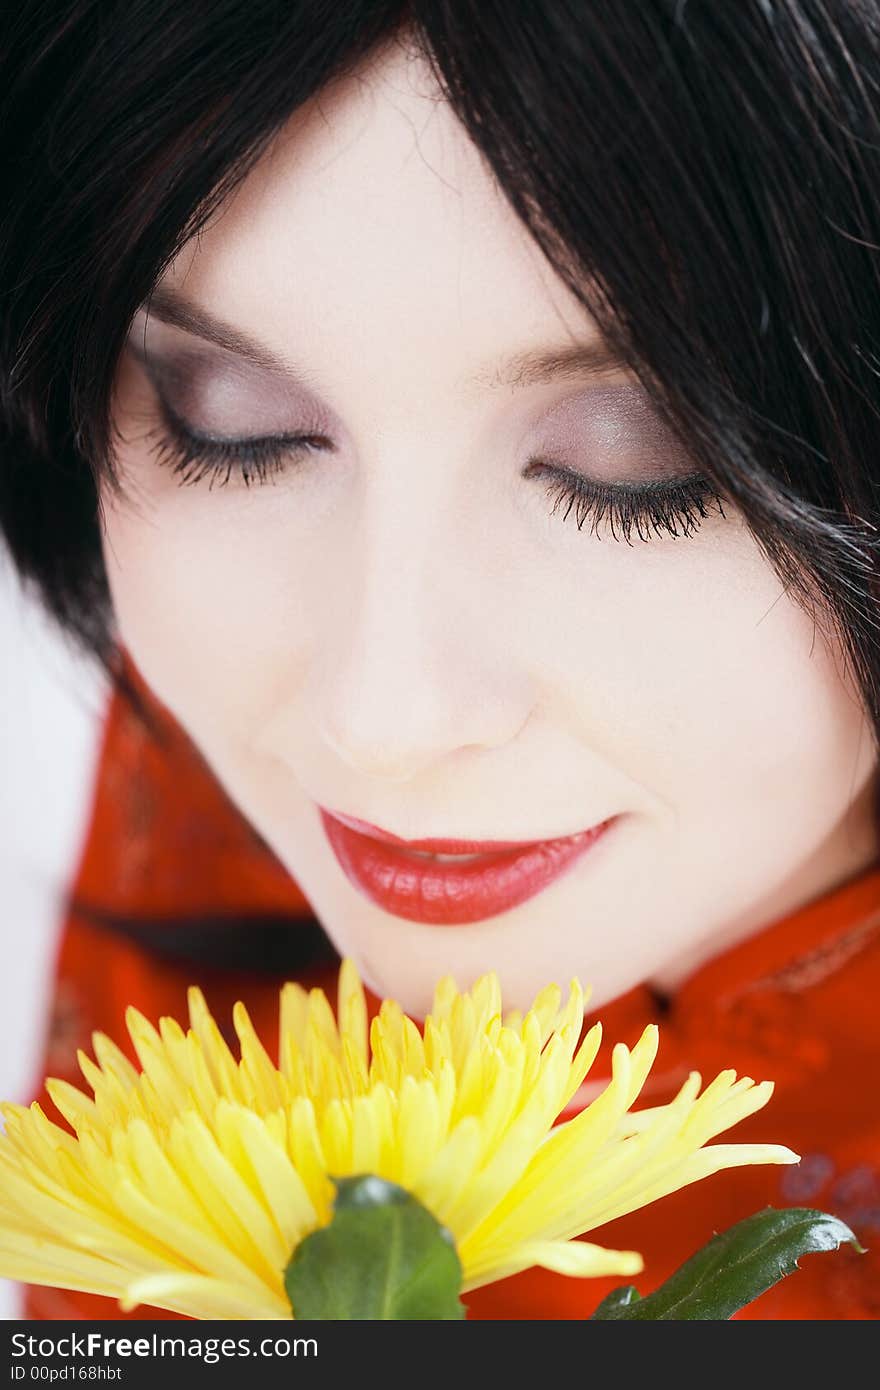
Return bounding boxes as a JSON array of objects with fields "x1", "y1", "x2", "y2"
[{"x1": 141, "y1": 286, "x2": 628, "y2": 390}]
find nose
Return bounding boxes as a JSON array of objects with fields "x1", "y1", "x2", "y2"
[{"x1": 304, "y1": 492, "x2": 533, "y2": 784}]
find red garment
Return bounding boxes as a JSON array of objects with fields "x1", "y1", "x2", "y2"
[{"x1": 18, "y1": 663, "x2": 880, "y2": 1319}]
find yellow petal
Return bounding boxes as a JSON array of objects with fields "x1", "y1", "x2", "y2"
[
  {"x1": 477, "y1": 1237, "x2": 643, "y2": 1286},
  {"x1": 119, "y1": 1272, "x2": 290, "y2": 1319},
  {"x1": 338, "y1": 957, "x2": 369, "y2": 1071}
]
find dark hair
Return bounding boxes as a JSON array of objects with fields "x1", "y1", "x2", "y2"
[{"x1": 3, "y1": 0, "x2": 880, "y2": 763}]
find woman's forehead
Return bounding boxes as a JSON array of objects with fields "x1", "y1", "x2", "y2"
[{"x1": 154, "y1": 42, "x2": 602, "y2": 397}]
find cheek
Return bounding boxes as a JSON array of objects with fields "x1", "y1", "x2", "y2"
[
  {"x1": 99, "y1": 482, "x2": 310, "y2": 739},
  {"x1": 513, "y1": 515, "x2": 864, "y2": 809}
]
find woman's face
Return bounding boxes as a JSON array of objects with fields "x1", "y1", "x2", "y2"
[{"x1": 102, "y1": 42, "x2": 879, "y2": 1017}]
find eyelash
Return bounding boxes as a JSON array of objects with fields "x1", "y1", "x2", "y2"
[
  {"x1": 148, "y1": 407, "x2": 726, "y2": 542},
  {"x1": 147, "y1": 400, "x2": 327, "y2": 489},
  {"x1": 525, "y1": 461, "x2": 726, "y2": 543}
]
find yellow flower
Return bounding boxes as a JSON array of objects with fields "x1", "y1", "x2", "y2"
[{"x1": 0, "y1": 962, "x2": 798, "y2": 1319}]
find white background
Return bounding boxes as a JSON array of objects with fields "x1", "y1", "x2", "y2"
[{"x1": 0, "y1": 543, "x2": 109, "y2": 1318}]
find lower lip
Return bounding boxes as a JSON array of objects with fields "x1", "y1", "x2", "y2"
[{"x1": 317, "y1": 807, "x2": 615, "y2": 926}]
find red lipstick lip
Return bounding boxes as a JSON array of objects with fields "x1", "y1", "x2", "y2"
[
  {"x1": 321, "y1": 807, "x2": 541, "y2": 854},
  {"x1": 317, "y1": 805, "x2": 616, "y2": 926}
]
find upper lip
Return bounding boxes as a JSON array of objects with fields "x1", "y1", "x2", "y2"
[{"x1": 320, "y1": 805, "x2": 603, "y2": 854}]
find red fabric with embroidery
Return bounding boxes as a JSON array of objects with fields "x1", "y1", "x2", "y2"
[{"x1": 18, "y1": 664, "x2": 880, "y2": 1319}]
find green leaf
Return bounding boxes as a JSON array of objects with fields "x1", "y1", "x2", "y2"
[
  {"x1": 590, "y1": 1207, "x2": 864, "y2": 1320},
  {"x1": 284, "y1": 1174, "x2": 466, "y2": 1319},
  {"x1": 591, "y1": 1284, "x2": 642, "y2": 1316}
]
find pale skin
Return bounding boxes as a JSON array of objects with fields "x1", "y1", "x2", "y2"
[{"x1": 101, "y1": 39, "x2": 880, "y2": 1020}]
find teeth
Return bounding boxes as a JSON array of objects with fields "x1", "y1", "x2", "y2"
[{"x1": 406, "y1": 850, "x2": 487, "y2": 863}]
